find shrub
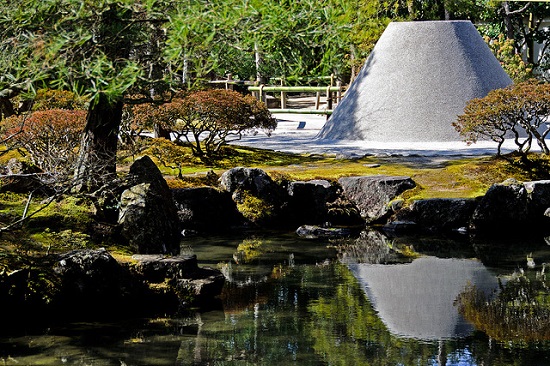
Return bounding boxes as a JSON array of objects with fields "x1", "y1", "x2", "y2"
[
  {"x1": 454, "y1": 80, "x2": 550, "y2": 156},
  {"x1": 3, "y1": 109, "x2": 87, "y2": 176},
  {"x1": 132, "y1": 89, "x2": 277, "y2": 161},
  {"x1": 485, "y1": 35, "x2": 533, "y2": 83},
  {"x1": 146, "y1": 138, "x2": 194, "y2": 178},
  {"x1": 32, "y1": 89, "x2": 88, "y2": 111}
]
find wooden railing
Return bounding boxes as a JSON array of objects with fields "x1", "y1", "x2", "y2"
[
  {"x1": 248, "y1": 85, "x2": 343, "y2": 115},
  {"x1": 209, "y1": 74, "x2": 345, "y2": 115}
]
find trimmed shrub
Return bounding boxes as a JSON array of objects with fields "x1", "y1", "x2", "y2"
[
  {"x1": 454, "y1": 80, "x2": 550, "y2": 155},
  {"x1": 132, "y1": 89, "x2": 277, "y2": 161},
  {"x1": 3, "y1": 109, "x2": 86, "y2": 176}
]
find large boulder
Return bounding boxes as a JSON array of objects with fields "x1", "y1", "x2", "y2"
[
  {"x1": 471, "y1": 179, "x2": 530, "y2": 233},
  {"x1": 219, "y1": 167, "x2": 287, "y2": 226},
  {"x1": 391, "y1": 198, "x2": 478, "y2": 233},
  {"x1": 118, "y1": 156, "x2": 181, "y2": 254},
  {"x1": 286, "y1": 180, "x2": 338, "y2": 225},
  {"x1": 525, "y1": 180, "x2": 550, "y2": 219},
  {"x1": 53, "y1": 248, "x2": 138, "y2": 308},
  {"x1": 338, "y1": 175, "x2": 416, "y2": 223},
  {"x1": 220, "y1": 167, "x2": 278, "y2": 199},
  {"x1": 172, "y1": 187, "x2": 244, "y2": 232}
]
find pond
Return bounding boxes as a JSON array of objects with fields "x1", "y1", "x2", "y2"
[{"x1": 2, "y1": 230, "x2": 550, "y2": 365}]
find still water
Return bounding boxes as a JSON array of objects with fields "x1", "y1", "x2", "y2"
[{"x1": 2, "y1": 230, "x2": 550, "y2": 365}]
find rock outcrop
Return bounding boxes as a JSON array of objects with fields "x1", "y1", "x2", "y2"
[
  {"x1": 131, "y1": 254, "x2": 225, "y2": 305},
  {"x1": 471, "y1": 179, "x2": 550, "y2": 235},
  {"x1": 51, "y1": 249, "x2": 224, "y2": 312},
  {"x1": 220, "y1": 167, "x2": 281, "y2": 201},
  {"x1": 219, "y1": 167, "x2": 287, "y2": 225},
  {"x1": 392, "y1": 198, "x2": 478, "y2": 233},
  {"x1": 471, "y1": 179, "x2": 531, "y2": 232},
  {"x1": 286, "y1": 180, "x2": 337, "y2": 225},
  {"x1": 54, "y1": 248, "x2": 140, "y2": 310},
  {"x1": 118, "y1": 156, "x2": 181, "y2": 254},
  {"x1": 338, "y1": 175, "x2": 416, "y2": 223},
  {"x1": 172, "y1": 187, "x2": 245, "y2": 232}
]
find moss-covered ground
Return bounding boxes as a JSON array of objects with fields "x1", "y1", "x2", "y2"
[{"x1": 1, "y1": 144, "x2": 549, "y2": 271}]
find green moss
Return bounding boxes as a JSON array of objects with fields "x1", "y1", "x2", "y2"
[{"x1": 236, "y1": 192, "x2": 274, "y2": 224}]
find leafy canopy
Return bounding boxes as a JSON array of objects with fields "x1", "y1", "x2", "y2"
[{"x1": 454, "y1": 80, "x2": 550, "y2": 155}]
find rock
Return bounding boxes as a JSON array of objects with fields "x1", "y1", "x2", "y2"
[
  {"x1": 172, "y1": 187, "x2": 244, "y2": 232},
  {"x1": 296, "y1": 224, "x2": 353, "y2": 239},
  {"x1": 392, "y1": 198, "x2": 478, "y2": 233},
  {"x1": 131, "y1": 254, "x2": 225, "y2": 305},
  {"x1": 0, "y1": 158, "x2": 48, "y2": 194},
  {"x1": 118, "y1": 156, "x2": 181, "y2": 254},
  {"x1": 220, "y1": 167, "x2": 278, "y2": 199},
  {"x1": 54, "y1": 248, "x2": 137, "y2": 306},
  {"x1": 525, "y1": 180, "x2": 550, "y2": 218},
  {"x1": 471, "y1": 179, "x2": 530, "y2": 233},
  {"x1": 286, "y1": 180, "x2": 337, "y2": 225},
  {"x1": 338, "y1": 175, "x2": 416, "y2": 223},
  {"x1": 174, "y1": 268, "x2": 226, "y2": 305},
  {"x1": 219, "y1": 167, "x2": 287, "y2": 226},
  {"x1": 131, "y1": 254, "x2": 200, "y2": 283}
]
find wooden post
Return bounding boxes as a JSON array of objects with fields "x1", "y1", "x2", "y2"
[
  {"x1": 326, "y1": 85, "x2": 332, "y2": 110},
  {"x1": 280, "y1": 78, "x2": 286, "y2": 109},
  {"x1": 226, "y1": 73, "x2": 233, "y2": 90},
  {"x1": 259, "y1": 84, "x2": 265, "y2": 103},
  {"x1": 336, "y1": 80, "x2": 342, "y2": 103},
  {"x1": 315, "y1": 92, "x2": 321, "y2": 110}
]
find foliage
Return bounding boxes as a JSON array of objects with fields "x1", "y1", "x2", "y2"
[
  {"x1": 236, "y1": 192, "x2": 274, "y2": 225},
  {"x1": 146, "y1": 138, "x2": 195, "y2": 178},
  {"x1": 485, "y1": 34, "x2": 533, "y2": 82},
  {"x1": 32, "y1": 89, "x2": 88, "y2": 111},
  {"x1": 132, "y1": 89, "x2": 277, "y2": 161},
  {"x1": 40, "y1": 228, "x2": 91, "y2": 254},
  {"x1": 456, "y1": 269, "x2": 550, "y2": 344},
  {"x1": 454, "y1": 80, "x2": 550, "y2": 155},
  {"x1": 2, "y1": 109, "x2": 86, "y2": 177},
  {"x1": 234, "y1": 238, "x2": 265, "y2": 264}
]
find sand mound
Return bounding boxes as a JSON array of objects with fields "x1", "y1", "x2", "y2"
[{"x1": 317, "y1": 20, "x2": 512, "y2": 142}]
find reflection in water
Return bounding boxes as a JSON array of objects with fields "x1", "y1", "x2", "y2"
[
  {"x1": 2, "y1": 232, "x2": 550, "y2": 365},
  {"x1": 348, "y1": 257, "x2": 499, "y2": 340}
]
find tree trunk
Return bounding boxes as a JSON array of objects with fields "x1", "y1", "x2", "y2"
[
  {"x1": 0, "y1": 97, "x2": 15, "y2": 121},
  {"x1": 73, "y1": 93, "x2": 122, "y2": 192},
  {"x1": 502, "y1": 2, "x2": 516, "y2": 40}
]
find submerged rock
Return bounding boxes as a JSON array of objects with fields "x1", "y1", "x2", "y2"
[{"x1": 296, "y1": 225, "x2": 353, "y2": 239}]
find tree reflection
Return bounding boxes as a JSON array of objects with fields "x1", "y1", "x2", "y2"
[{"x1": 456, "y1": 266, "x2": 550, "y2": 344}]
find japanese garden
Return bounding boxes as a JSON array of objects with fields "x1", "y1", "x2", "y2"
[{"x1": 1, "y1": 0, "x2": 550, "y2": 365}]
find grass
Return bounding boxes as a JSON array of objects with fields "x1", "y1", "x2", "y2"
[
  {"x1": 136, "y1": 143, "x2": 550, "y2": 201},
  {"x1": 1, "y1": 143, "x2": 549, "y2": 265}
]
